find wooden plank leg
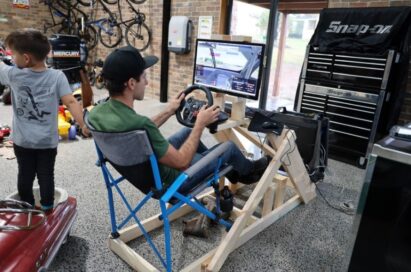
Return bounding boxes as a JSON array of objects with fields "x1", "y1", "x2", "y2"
[
  {"x1": 233, "y1": 127, "x2": 276, "y2": 157},
  {"x1": 119, "y1": 191, "x2": 213, "y2": 243},
  {"x1": 262, "y1": 184, "x2": 275, "y2": 217},
  {"x1": 205, "y1": 134, "x2": 292, "y2": 271},
  {"x1": 274, "y1": 177, "x2": 288, "y2": 209},
  {"x1": 181, "y1": 195, "x2": 301, "y2": 272},
  {"x1": 267, "y1": 132, "x2": 316, "y2": 203},
  {"x1": 109, "y1": 238, "x2": 159, "y2": 272}
]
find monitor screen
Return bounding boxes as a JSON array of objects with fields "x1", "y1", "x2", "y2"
[{"x1": 193, "y1": 39, "x2": 265, "y2": 100}]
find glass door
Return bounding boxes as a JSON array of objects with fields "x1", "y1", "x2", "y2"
[{"x1": 267, "y1": 13, "x2": 319, "y2": 111}]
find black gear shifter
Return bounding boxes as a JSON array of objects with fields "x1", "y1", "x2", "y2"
[{"x1": 208, "y1": 111, "x2": 229, "y2": 134}]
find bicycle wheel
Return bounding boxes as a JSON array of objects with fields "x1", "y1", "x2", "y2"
[
  {"x1": 88, "y1": 70, "x2": 96, "y2": 86},
  {"x1": 95, "y1": 74, "x2": 105, "y2": 89},
  {"x1": 101, "y1": 0, "x2": 118, "y2": 4},
  {"x1": 128, "y1": 0, "x2": 146, "y2": 4},
  {"x1": 43, "y1": 21, "x2": 59, "y2": 35},
  {"x1": 57, "y1": 23, "x2": 72, "y2": 35},
  {"x1": 82, "y1": 25, "x2": 98, "y2": 50},
  {"x1": 125, "y1": 22, "x2": 151, "y2": 51},
  {"x1": 98, "y1": 22, "x2": 122, "y2": 48}
]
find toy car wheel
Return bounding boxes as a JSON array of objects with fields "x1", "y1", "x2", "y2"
[
  {"x1": 0, "y1": 84, "x2": 5, "y2": 96},
  {"x1": 63, "y1": 230, "x2": 71, "y2": 245},
  {"x1": 68, "y1": 126, "x2": 77, "y2": 140}
]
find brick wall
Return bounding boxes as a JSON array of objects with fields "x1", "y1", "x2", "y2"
[
  {"x1": 0, "y1": 1, "x2": 49, "y2": 38},
  {"x1": 0, "y1": 0, "x2": 409, "y2": 124},
  {"x1": 328, "y1": 0, "x2": 411, "y2": 124},
  {"x1": 0, "y1": 0, "x2": 221, "y2": 101},
  {"x1": 82, "y1": 0, "x2": 221, "y2": 99}
]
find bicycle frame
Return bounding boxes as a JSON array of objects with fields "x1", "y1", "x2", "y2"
[
  {"x1": 87, "y1": 0, "x2": 131, "y2": 37},
  {"x1": 86, "y1": 18, "x2": 115, "y2": 35},
  {"x1": 118, "y1": 0, "x2": 145, "y2": 24},
  {"x1": 42, "y1": 0, "x2": 89, "y2": 34}
]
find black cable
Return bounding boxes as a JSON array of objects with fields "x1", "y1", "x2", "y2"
[
  {"x1": 256, "y1": 132, "x2": 266, "y2": 157},
  {"x1": 259, "y1": 130, "x2": 352, "y2": 215},
  {"x1": 314, "y1": 182, "x2": 355, "y2": 216},
  {"x1": 280, "y1": 131, "x2": 296, "y2": 167}
]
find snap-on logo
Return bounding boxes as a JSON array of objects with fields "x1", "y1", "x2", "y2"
[{"x1": 326, "y1": 21, "x2": 392, "y2": 35}]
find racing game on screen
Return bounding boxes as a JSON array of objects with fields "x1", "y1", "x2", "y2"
[{"x1": 193, "y1": 39, "x2": 265, "y2": 100}]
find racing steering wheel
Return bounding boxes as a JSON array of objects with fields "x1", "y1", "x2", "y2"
[{"x1": 175, "y1": 85, "x2": 226, "y2": 133}]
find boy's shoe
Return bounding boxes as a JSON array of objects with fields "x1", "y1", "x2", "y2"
[{"x1": 41, "y1": 204, "x2": 54, "y2": 215}]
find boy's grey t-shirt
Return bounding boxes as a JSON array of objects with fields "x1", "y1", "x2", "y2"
[{"x1": 0, "y1": 63, "x2": 72, "y2": 149}]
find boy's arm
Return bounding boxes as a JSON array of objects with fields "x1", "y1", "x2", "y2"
[
  {"x1": 0, "y1": 61, "x2": 12, "y2": 86},
  {"x1": 61, "y1": 94, "x2": 90, "y2": 137}
]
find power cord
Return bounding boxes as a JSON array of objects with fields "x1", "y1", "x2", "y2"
[
  {"x1": 306, "y1": 144, "x2": 354, "y2": 216},
  {"x1": 259, "y1": 130, "x2": 296, "y2": 166},
  {"x1": 256, "y1": 132, "x2": 266, "y2": 157},
  {"x1": 280, "y1": 130, "x2": 296, "y2": 167},
  {"x1": 314, "y1": 182, "x2": 355, "y2": 216},
  {"x1": 260, "y1": 127, "x2": 353, "y2": 216}
]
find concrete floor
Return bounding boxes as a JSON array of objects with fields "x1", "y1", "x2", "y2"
[{"x1": 0, "y1": 89, "x2": 365, "y2": 272}]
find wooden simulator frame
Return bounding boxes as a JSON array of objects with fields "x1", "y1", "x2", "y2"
[
  {"x1": 88, "y1": 110, "x2": 315, "y2": 271},
  {"x1": 88, "y1": 35, "x2": 316, "y2": 272}
]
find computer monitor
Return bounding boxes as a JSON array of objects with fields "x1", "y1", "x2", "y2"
[{"x1": 193, "y1": 39, "x2": 265, "y2": 100}]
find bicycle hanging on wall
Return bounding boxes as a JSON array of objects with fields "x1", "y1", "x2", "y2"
[
  {"x1": 119, "y1": 0, "x2": 151, "y2": 51},
  {"x1": 41, "y1": 0, "x2": 151, "y2": 51},
  {"x1": 41, "y1": 0, "x2": 98, "y2": 50},
  {"x1": 84, "y1": 0, "x2": 151, "y2": 50}
]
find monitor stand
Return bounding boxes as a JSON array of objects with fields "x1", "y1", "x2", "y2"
[
  {"x1": 214, "y1": 93, "x2": 246, "y2": 121},
  {"x1": 208, "y1": 34, "x2": 251, "y2": 122}
]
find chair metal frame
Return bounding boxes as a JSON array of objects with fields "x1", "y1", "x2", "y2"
[{"x1": 94, "y1": 138, "x2": 234, "y2": 272}]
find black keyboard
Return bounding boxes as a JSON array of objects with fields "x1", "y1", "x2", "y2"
[{"x1": 223, "y1": 103, "x2": 274, "y2": 118}]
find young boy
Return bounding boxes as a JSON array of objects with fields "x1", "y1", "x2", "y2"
[{"x1": 0, "y1": 29, "x2": 89, "y2": 211}]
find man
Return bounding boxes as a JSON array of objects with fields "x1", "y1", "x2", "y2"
[{"x1": 88, "y1": 46, "x2": 269, "y2": 194}]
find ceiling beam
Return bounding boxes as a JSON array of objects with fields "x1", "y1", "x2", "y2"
[{"x1": 237, "y1": 0, "x2": 328, "y2": 13}]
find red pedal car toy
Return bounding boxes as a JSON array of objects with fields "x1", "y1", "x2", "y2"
[
  {"x1": 0, "y1": 187, "x2": 77, "y2": 271},
  {"x1": 0, "y1": 125, "x2": 11, "y2": 136}
]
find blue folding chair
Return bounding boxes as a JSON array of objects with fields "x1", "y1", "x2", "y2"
[{"x1": 85, "y1": 112, "x2": 233, "y2": 271}]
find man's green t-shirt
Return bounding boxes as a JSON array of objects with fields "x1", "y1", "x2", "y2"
[{"x1": 88, "y1": 99, "x2": 180, "y2": 185}]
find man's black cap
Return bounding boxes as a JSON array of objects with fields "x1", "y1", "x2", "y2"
[{"x1": 102, "y1": 46, "x2": 158, "y2": 82}]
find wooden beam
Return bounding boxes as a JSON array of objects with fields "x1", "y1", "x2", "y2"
[
  {"x1": 107, "y1": 128, "x2": 315, "y2": 272},
  {"x1": 272, "y1": 13, "x2": 287, "y2": 97},
  {"x1": 109, "y1": 238, "x2": 159, "y2": 272},
  {"x1": 262, "y1": 184, "x2": 276, "y2": 216},
  {"x1": 233, "y1": 126, "x2": 277, "y2": 156},
  {"x1": 274, "y1": 177, "x2": 288, "y2": 208},
  {"x1": 181, "y1": 195, "x2": 301, "y2": 272},
  {"x1": 118, "y1": 191, "x2": 213, "y2": 243},
  {"x1": 278, "y1": 1, "x2": 327, "y2": 13},
  {"x1": 206, "y1": 132, "x2": 292, "y2": 271},
  {"x1": 267, "y1": 133, "x2": 316, "y2": 203},
  {"x1": 235, "y1": 0, "x2": 328, "y2": 12},
  {"x1": 219, "y1": 0, "x2": 230, "y2": 34}
]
